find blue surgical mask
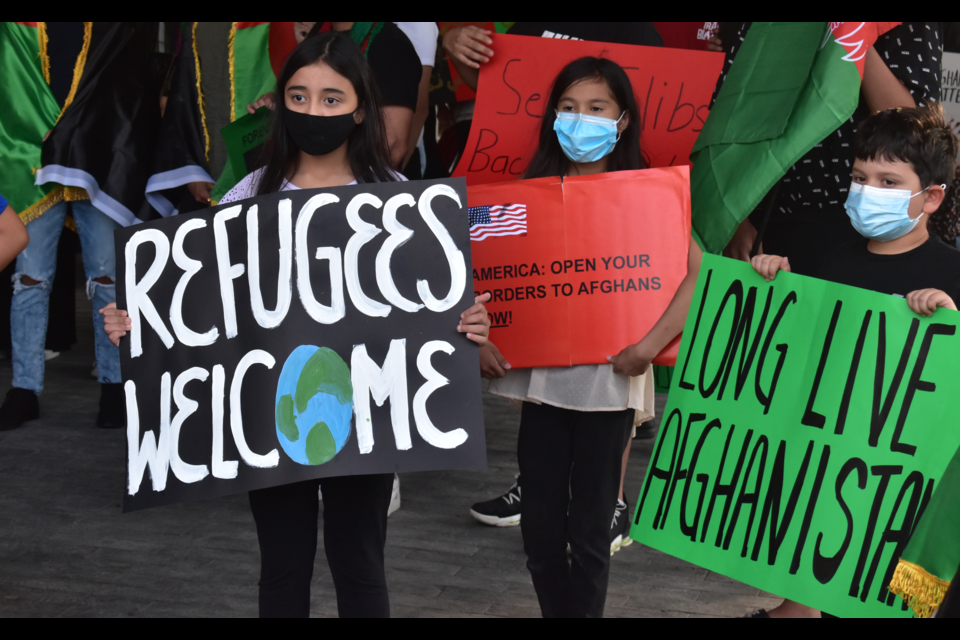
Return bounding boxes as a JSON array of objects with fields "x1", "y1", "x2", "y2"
[
  {"x1": 553, "y1": 110, "x2": 624, "y2": 163},
  {"x1": 844, "y1": 182, "x2": 941, "y2": 242}
]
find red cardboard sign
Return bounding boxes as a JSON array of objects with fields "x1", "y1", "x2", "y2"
[
  {"x1": 469, "y1": 167, "x2": 690, "y2": 368},
  {"x1": 453, "y1": 34, "x2": 724, "y2": 186}
]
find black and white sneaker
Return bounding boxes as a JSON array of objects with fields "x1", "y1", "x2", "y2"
[
  {"x1": 470, "y1": 478, "x2": 521, "y2": 527},
  {"x1": 610, "y1": 498, "x2": 632, "y2": 555}
]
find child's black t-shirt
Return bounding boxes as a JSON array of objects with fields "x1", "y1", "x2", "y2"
[{"x1": 818, "y1": 236, "x2": 960, "y2": 303}]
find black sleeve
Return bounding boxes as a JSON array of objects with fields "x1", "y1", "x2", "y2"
[
  {"x1": 508, "y1": 22, "x2": 661, "y2": 46},
  {"x1": 710, "y1": 22, "x2": 752, "y2": 107},
  {"x1": 615, "y1": 22, "x2": 663, "y2": 47},
  {"x1": 366, "y1": 24, "x2": 421, "y2": 110},
  {"x1": 874, "y1": 22, "x2": 943, "y2": 105}
]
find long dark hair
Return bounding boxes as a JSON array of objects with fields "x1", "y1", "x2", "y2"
[
  {"x1": 523, "y1": 57, "x2": 644, "y2": 180},
  {"x1": 257, "y1": 31, "x2": 396, "y2": 195}
]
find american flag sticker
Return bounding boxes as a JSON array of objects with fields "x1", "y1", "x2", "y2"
[{"x1": 468, "y1": 204, "x2": 527, "y2": 241}]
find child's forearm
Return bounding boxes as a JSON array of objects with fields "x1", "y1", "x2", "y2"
[
  {"x1": 636, "y1": 238, "x2": 703, "y2": 358},
  {"x1": 0, "y1": 206, "x2": 28, "y2": 271}
]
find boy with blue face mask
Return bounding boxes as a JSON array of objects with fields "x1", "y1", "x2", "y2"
[{"x1": 752, "y1": 104, "x2": 960, "y2": 318}]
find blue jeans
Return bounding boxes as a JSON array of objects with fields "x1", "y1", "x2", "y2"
[{"x1": 11, "y1": 200, "x2": 121, "y2": 394}]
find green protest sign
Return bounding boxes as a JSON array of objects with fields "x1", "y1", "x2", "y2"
[
  {"x1": 212, "y1": 106, "x2": 271, "y2": 202},
  {"x1": 632, "y1": 254, "x2": 960, "y2": 618}
]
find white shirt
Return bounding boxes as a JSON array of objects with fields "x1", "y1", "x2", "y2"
[
  {"x1": 489, "y1": 365, "x2": 655, "y2": 425},
  {"x1": 219, "y1": 167, "x2": 406, "y2": 204},
  {"x1": 394, "y1": 22, "x2": 439, "y2": 67}
]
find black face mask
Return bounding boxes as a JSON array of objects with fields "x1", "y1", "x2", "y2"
[{"x1": 285, "y1": 107, "x2": 358, "y2": 156}]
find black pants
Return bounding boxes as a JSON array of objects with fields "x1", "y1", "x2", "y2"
[
  {"x1": 518, "y1": 402, "x2": 634, "y2": 618},
  {"x1": 248, "y1": 473, "x2": 394, "y2": 618}
]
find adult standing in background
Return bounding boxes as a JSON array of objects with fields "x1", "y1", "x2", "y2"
[
  {"x1": 0, "y1": 22, "x2": 161, "y2": 431},
  {"x1": 394, "y1": 22, "x2": 439, "y2": 180}
]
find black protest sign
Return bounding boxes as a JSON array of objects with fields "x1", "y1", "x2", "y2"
[{"x1": 116, "y1": 178, "x2": 485, "y2": 512}]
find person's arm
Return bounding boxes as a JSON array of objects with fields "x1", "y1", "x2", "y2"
[
  {"x1": 608, "y1": 238, "x2": 703, "y2": 376},
  {"x1": 404, "y1": 65, "x2": 433, "y2": 170},
  {"x1": 441, "y1": 26, "x2": 493, "y2": 93},
  {"x1": 0, "y1": 205, "x2": 29, "y2": 271},
  {"x1": 724, "y1": 218, "x2": 758, "y2": 262},
  {"x1": 862, "y1": 46, "x2": 918, "y2": 113},
  {"x1": 383, "y1": 105, "x2": 414, "y2": 169}
]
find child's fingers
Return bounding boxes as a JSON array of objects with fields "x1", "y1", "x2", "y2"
[
  {"x1": 465, "y1": 332, "x2": 488, "y2": 346},
  {"x1": 907, "y1": 290, "x2": 932, "y2": 316},
  {"x1": 458, "y1": 323, "x2": 488, "y2": 337},
  {"x1": 474, "y1": 292, "x2": 492, "y2": 305},
  {"x1": 460, "y1": 306, "x2": 489, "y2": 322},
  {"x1": 460, "y1": 314, "x2": 489, "y2": 331},
  {"x1": 759, "y1": 256, "x2": 780, "y2": 281}
]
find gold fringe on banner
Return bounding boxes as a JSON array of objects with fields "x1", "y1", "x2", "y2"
[
  {"x1": 19, "y1": 187, "x2": 63, "y2": 225},
  {"x1": 228, "y1": 22, "x2": 237, "y2": 123},
  {"x1": 889, "y1": 559, "x2": 951, "y2": 618},
  {"x1": 63, "y1": 186, "x2": 89, "y2": 202},
  {"x1": 192, "y1": 22, "x2": 210, "y2": 163},
  {"x1": 55, "y1": 22, "x2": 92, "y2": 125},
  {"x1": 18, "y1": 187, "x2": 88, "y2": 226},
  {"x1": 38, "y1": 22, "x2": 51, "y2": 83}
]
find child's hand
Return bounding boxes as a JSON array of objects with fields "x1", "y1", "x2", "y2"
[
  {"x1": 443, "y1": 26, "x2": 494, "y2": 69},
  {"x1": 479, "y1": 341, "x2": 511, "y2": 379},
  {"x1": 246, "y1": 93, "x2": 276, "y2": 115},
  {"x1": 458, "y1": 292, "x2": 492, "y2": 345},
  {"x1": 608, "y1": 342, "x2": 654, "y2": 377},
  {"x1": 906, "y1": 289, "x2": 957, "y2": 316},
  {"x1": 99, "y1": 302, "x2": 131, "y2": 347},
  {"x1": 750, "y1": 254, "x2": 791, "y2": 281}
]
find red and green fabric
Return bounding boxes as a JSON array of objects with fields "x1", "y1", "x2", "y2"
[
  {"x1": 0, "y1": 22, "x2": 60, "y2": 216},
  {"x1": 212, "y1": 22, "x2": 277, "y2": 202},
  {"x1": 889, "y1": 443, "x2": 960, "y2": 617},
  {"x1": 690, "y1": 22, "x2": 900, "y2": 254}
]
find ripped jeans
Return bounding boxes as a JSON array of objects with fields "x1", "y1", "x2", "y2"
[{"x1": 11, "y1": 200, "x2": 121, "y2": 394}]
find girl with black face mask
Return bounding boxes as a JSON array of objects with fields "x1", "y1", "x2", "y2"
[{"x1": 101, "y1": 31, "x2": 491, "y2": 618}]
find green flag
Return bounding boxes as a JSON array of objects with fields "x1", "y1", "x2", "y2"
[
  {"x1": 212, "y1": 22, "x2": 276, "y2": 202},
  {"x1": 889, "y1": 443, "x2": 960, "y2": 617},
  {"x1": 690, "y1": 22, "x2": 900, "y2": 254},
  {"x1": 0, "y1": 22, "x2": 60, "y2": 217}
]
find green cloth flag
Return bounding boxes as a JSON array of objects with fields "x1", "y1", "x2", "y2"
[
  {"x1": 889, "y1": 443, "x2": 960, "y2": 617},
  {"x1": 690, "y1": 22, "x2": 899, "y2": 254},
  {"x1": 0, "y1": 22, "x2": 60, "y2": 216},
  {"x1": 631, "y1": 254, "x2": 960, "y2": 618},
  {"x1": 212, "y1": 22, "x2": 276, "y2": 202}
]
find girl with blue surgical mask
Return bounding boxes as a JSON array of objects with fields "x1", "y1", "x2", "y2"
[{"x1": 480, "y1": 57, "x2": 703, "y2": 618}]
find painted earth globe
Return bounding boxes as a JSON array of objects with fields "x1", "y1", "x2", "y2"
[{"x1": 275, "y1": 345, "x2": 353, "y2": 465}]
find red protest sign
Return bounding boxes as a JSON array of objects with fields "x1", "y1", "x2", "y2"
[
  {"x1": 453, "y1": 34, "x2": 724, "y2": 186},
  {"x1": 469, "y1": 167, "x2": 690, "y2": 368}
]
